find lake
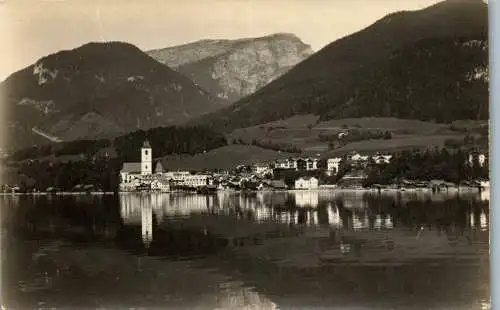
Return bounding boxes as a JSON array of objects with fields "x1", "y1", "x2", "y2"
[{"x1": 0, "y1": 191, "x2": 490, "y2": 309}]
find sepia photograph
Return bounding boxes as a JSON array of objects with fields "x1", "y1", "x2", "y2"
[{"x1": 0, "y1": 0, "x2": 491, "y2": 308}]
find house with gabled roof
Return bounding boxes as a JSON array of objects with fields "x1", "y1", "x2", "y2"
[{"x1": 294, "y1": 176, "x2": 319, "y2": 190}]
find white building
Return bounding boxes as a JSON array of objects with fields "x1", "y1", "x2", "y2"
[
  {"x1": 327, "y1": 157, "x2": 343, "y2": 175},
  {"x1": 295, "y1": 177, "x2": 319, "y2": 190},
  {"x1": 305, "y1": 158, "x2": 319, "y2": 170},
  {"x1": 252, "y1": 163, "x2": 273, "y2": 176},
  {"x1": 274, "y1": 158, "x2": 297, "y2": 170},
  {"x1": 371, "y1": 154, "x2": 392, "y2": 164},
  {"x1": 274, "y1": 157, "x2": 319, "y2": 171},
  {"x1": 164, "y1": 171, "x2": 212, "y2": 188},
  {"x1": 151, "y1": 178, "x2": 170, "y2": 192},
  {"x1": 347, "y1": 151, "x2": 369, "y2": 162}
]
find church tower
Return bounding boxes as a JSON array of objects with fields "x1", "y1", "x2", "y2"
[{"x1": 141, "y1": 140, "x2": 152, "y2": 175}]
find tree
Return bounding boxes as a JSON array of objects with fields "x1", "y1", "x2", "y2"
[{"x1": 383, "y1": 131, "x2": 392, "y2": 140}]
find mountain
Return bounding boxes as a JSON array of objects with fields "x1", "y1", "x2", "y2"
[
  {"x1": 319, "y1": 35, "x2": 488, "y2": 122},
  {"x1": 1, "y1": 42, "x2": 229, "y2": 150},
  {"x1": 192, "y1": 0, "x2": 488, "y2": 132},
  {"x1": 147, "y1": 33, "x2": 313, "y2": 102}
]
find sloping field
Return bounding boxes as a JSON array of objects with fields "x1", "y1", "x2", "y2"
[
  {"x1": 159, "y1": 145, "x2": 293, "y2": 171},
  {"x1": 261, "y1": 114, "x2": 319, "y2": 129},
  {"x1": 315, "y1": 117, "x2": 447, "y2": 133},
  {"x1": 228, "y1": 114, "x2": 320, "y2": 145},
  {"x1": 228, "y1": 116, "x2": 462, "y2": 155},
  {"x1": 323, "y1": 134, "x2": 465, "y2": 156}
]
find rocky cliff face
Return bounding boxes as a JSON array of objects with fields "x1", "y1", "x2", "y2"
[{"x1": 148, "y1": 33, "x2": 313, "y2": 102}]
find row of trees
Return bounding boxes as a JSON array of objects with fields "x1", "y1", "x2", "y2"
[
  {"x1": 10, "y1": 126, "x2": 228, "y2": 163},
  {"x1": 16, "y1": 159, "x2": 122, "y2": 192},
  {"x1": 251, "y1": 139, "x2": 302, "y2": 153},
  {"x1": 363, "y1": 147, "x2": 488, "y2": 186},
  {"x1": 8, "y1": 125, "x2": 229, "y2": 192},
  {"x1": 231, "y1": 138, "x2": 302, "y2": 153},
  {"x1": 114, "y1": 126, "x2": 227, "y2": 161},
  {"x1": 11, "y1": 140, "x2": 112, "y2": 161}
]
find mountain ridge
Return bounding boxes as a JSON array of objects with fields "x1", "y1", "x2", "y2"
[
  {"x1": 1, "y1": 41, "x2": 229, "y2": 150},
  {"x1": 190, "y1": 0, "x2": 489, "y2": 132},
  {"x1": 147, "y1": 33, "x2": 313, "y2": 102}
]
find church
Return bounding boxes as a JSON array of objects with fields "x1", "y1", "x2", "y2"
[
  {"x1": 119, "y1": 140, "x2": 212, "y2": 192},
  {"x1": 119, "y1": 140, "x2": 170, "y2": 192}
]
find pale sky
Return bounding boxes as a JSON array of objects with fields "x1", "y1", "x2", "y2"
[{"x1": 1, "y1": 0, "x2": 445, "y2": 81}]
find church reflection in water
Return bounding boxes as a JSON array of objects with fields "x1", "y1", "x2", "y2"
[{"x1": 118, "y1": 190, "x2": 489, "y2": 247}]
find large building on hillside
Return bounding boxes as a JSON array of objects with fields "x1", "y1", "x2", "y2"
[
  {"x1": 273, "y1": 157, "x2": 319, "y2": 171},
  {"x1": 327, "y1": 157, "x2": 343, "y2": 176}
]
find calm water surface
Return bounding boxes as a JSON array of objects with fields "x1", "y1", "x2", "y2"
[{"x1": 1, "y1": 191, "x2": 490, "y2": 309}]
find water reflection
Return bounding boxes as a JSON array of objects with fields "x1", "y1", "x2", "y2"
[
  {"x1": 117, "y1": 191, "x2": 490, "y2": 235},
  {"x1": 480, "y1": 210, "x2": 488, "y2": 231},
  {"x1": 327, "y1": 204, "x2": 342, "y2": 229},
  {"x1": 294, "y1": 190, "x2": 319, "y2": 208},
  {"x1": 141, "y1": 199, "x2": 153, "y2": 247},
  {"x1": 2, "y1": 191, "x2": 490, "y2": 309},
  {"x1": 115, "y1": 191, "x2": 490, "y2": 270},
  {"x1": 481, "y1": 189, "x2": 490, "y2": 202}
]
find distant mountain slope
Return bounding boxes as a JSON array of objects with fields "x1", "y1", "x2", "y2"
[
  {"x1": 148, "y1": 33, "x2": 313, "y2": 102},
  {"x1": 192, "y1": 0, "x2": 488, "y2": 132},
  {"x1": 2, "y1": 42, "x2": 229, "y2": 150},
  {"x1": 318, "y1": 35, "x2": 489, "y2": 122}
]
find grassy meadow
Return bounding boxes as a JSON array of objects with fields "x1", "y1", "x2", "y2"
[{"x1": 228, "y1": 116, "x2": 468, "y2": 155}]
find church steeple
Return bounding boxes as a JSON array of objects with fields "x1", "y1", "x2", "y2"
[{"x1": 141, "y1": 140, "x2": 152, "y2": 175}]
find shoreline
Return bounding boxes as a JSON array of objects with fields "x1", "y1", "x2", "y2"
[
  {"x1": 0, "y1": 192, "x2": 116, "y2": 196},
  {"x1": 0, "y1": 186, "x2": 486, "y2": 196}
]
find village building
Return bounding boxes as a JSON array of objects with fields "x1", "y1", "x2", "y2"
[
  {"x1": 371, "y1": 153, "x2": 393, "y2": 164},
  {"x1": 343, "y1": 151, "x2": 370, "y2": 169},
  {"x1": 274, "y1": 158, "x2": 297, "y2": 170},
  {"x1": 273, "y1": 157, "x2": 319, "y2": 171},
  {"x1": 345, "y1": 151, "x2": 369, "y2": 162},
  {"x1": 305, "y1": 158, "x2": 319, "y2": 170},
  {"x1": 150, "y1": 177, "x2": 170, "y2": 192},
  {"x1": 294, "y1": 177, "x2": 319, "y2": 190},
  {"x1": 164, "y1": 171, "x2": 212, "y2": 188},
  {"x1": 327, "y1": 157, "x2": 343, "y2": 175},
  {"x1": 252, "y1": 163, "x2": 273, "y2": 176}
]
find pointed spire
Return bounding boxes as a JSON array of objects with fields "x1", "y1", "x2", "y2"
[
  {"x1": 154, "y1": 160, "x2": 164, "y2": 173},
  {"x1": 142, "y1": 140, "x2": 151, "y2": 149}
]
